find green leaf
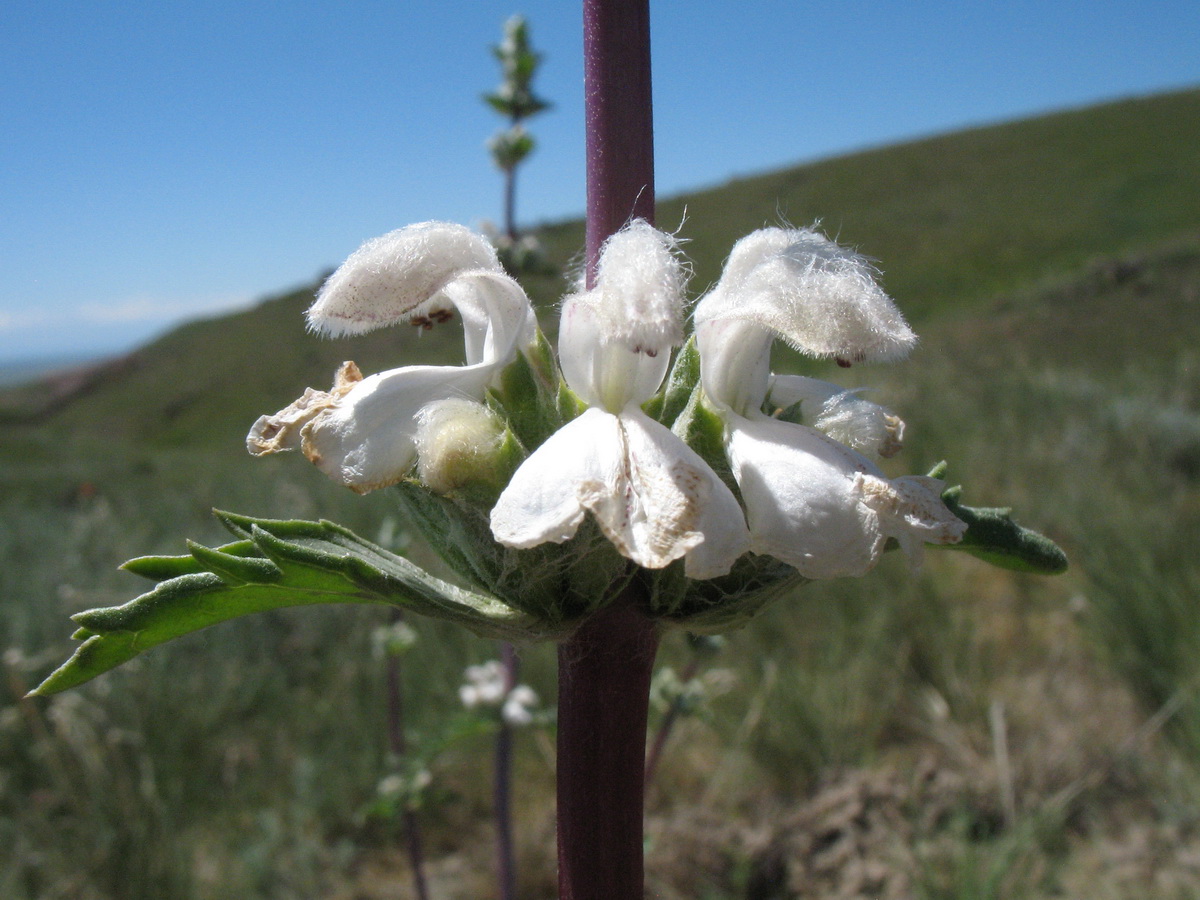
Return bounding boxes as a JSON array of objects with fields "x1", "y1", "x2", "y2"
[
  {"x1": 489, "y1": 330, "x2": 563, "y2": 452},
  {"x1": 488, "y1": 128, "x2": 536, "y2": 169},
  {"x1": 649, "y1": 336, "x2": 701, "y2": 426},
  {"x1": 30, "y1": 512, "x2": 548, "y2": 696},
  {"x1": 671, "y1": 385, "x2": 737, "y2": 495},
  {"x1": 120, "y1": 540, "x2": 258, "y2": 580},
  {"x1": 927, "y1": 464, "x2": 1068, "y2": 574}
]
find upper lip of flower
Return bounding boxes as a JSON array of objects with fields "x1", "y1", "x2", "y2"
[
  {"x1": 246, "y1": 221, "x2": 535, "y2": 494},
  {"x1": 694, "y1": 227, "x2": 917, "y2": 418}
]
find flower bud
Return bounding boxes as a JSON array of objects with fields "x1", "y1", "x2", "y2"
[{"x1": 414, "y1": 399, "x2": 519, "y2": 498}]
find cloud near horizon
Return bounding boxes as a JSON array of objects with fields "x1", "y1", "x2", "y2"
[
  {"x1": 0, "y1": 292, "x2": 257, "y2": 362},
  {"x1": 0, "y1": 292, "x2": 255, "y2": 332}
]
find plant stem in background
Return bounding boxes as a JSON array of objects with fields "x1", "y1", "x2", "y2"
[
  {"x1": 643, "y1": 654, "x2": 703, "y2": 786},
  {"x1": 484, "y1": 20, "x2": 551, "y2": 895},
  {"x1": 384, "y1": 609, "x2": 430, "y2": 900},
  {"x1": 485, "y1": 16, "x2": 551, "y2": 242},
  {"x1": 494, "y1": 641, "x2": 518, "y2": 900},
  {"x1": 554, "y1": 3, "x2": 657, "y2": 896}
]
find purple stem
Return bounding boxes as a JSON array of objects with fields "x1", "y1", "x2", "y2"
[
  {"x1": 583, "y1": 0, "x2": 655, "y2": 279},
  {"x1": 555, "y1": 2, "x2": 659, "y2": 896},
  {"x1": 385, "y1": 611, "x2": 430, "y2": 900},
  {"x1": 503, "y1": 167, "x2": 518, "y2": 243},
  {"x1": 557, "y1": 592, "x2": 660, "y2": 899},
  {"x1": 494, "y1": 642, "x2": 518, "y2": 900}
]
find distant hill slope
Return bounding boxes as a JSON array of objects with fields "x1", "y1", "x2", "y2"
[
  {"x1": 3, "y1": 87, "x2": 1197, "y2": 448},
  {"x1": 537, "y1": 87, "x2": 1200, "y2": 317}
]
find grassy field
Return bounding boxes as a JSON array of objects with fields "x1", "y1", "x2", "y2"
[{"x1": 2, "y1": 89, "x2": 1199, "y2": 898}]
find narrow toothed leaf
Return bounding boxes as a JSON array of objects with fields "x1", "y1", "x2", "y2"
[
  {"x1": 918, "y1": 465, "x2": 1067, "y2": 574},
  {"x1": 121, "y1": 554, "x2": 208, "y2": 581},
  {"x1": 30, "y1": 512, "x2": 556, "y2": 696},
  {"x1": 186, "y1": 541, "x2": 284, "y2": 585},
  {"x1": 122, "y1": 539, "x2": 262, "y2": 581},
  {"x1": 214, "y1": 509, "x2": 258, "y2": 539}
]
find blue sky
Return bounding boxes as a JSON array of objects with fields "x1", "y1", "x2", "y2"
[{"x1": 2, "y1": 1, "x2": 1197, "y2": 363}]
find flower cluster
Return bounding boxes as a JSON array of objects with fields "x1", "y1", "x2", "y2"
[
  {"x1": 249, "y1": 219, "x2": 964, "y2": 602},
  {"x1": 459, "y1": 660, "x2": 540, "y2": 726}
]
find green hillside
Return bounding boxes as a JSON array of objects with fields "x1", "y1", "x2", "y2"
[
  {"x1": 543, "y1": 86, "x2": 1200, "y2": 317},
  {"x1": 2, "y1": 87, "x2": 1197, "y2": 450}
]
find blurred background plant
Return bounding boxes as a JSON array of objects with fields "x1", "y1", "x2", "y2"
[{"x1": 482, "y1": 15, "x2": 553, "y2": 276}]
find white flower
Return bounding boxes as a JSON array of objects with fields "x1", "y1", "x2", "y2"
[
  {"x1": 765, "y1": 375, "x2": 906, "y2": 458},
  {"x1": 371, "y1": 619, "x2": 418, "y2": 658},
  {"x1": 460, "y1": 660, "x2": 508, "y2": 708},
  {"x1": 460, "y1": 661, "x2": 539, "y2": 726},
  {"x1": 694, "y1": 227, "x2": 965, "y2": 578},
  {"x1": 490, "y1": 221, "x2": 750, "y2": 578},
  {"x1": 501, "y1": 684, "x2": 539, "y2": 726},
  {"x1": 247, "y1": 222, "x2": 536, "y2": 493}
]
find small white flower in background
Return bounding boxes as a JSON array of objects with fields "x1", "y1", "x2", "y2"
[
  {"x1": 371, "y1": 619, "x2": 418, "y2": 659},
  {"x1": 459, "y1": 660, "x2": 508, "y2": 708},
  {"x1": 650, "y1": 666, "x2": 703, "y2": 711},
  {"x1": 377, "y1": 769, "x2": 432, "y2": 803},
  {"x1": 459, "y1": 660, "x2": 540, "y2": 726},
  {"x1": 502, "y1": 684, "x2": 539, "y2": 726},
  {"x1": 490, "y1": 221, "x2": 751, "y2": 578},
  {"x1": 247, "y1": 222, "x2": 536, "y2": 493},
  {"x1": 693, "y1": 227, "x2": 966, "y2": 578}
]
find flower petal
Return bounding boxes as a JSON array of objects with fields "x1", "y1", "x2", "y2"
[
  {"x1": 727, "y1": 414, "x2": 964, "y2": 578},
  {"x1": 490, "y1": 408, "x2": 623, "y2": 548},
  {"x1": 441, "y1": 272, "x2": 536, "y2": 367},
  {"x1": 559, "y1": 295, "x2": 670, "y2": 412},
  {"x1": 491, "y1": 408, "x2": 749, "y2": 575},
  {"x1": 611, "y1": 410, "x2": 748, "y2": 575},
  {"x1": 860, "y1": 474, "x2": 966, "y2": 569},
  {"x1": 726, "y1": 414, "x2": 886, "y2": 578},
  {"x1": 307, "y1": 222, "x2": 504, "y2": 338},
  {"x1": 247, "y1": 360, "x2": 363, "y2": 456},
  {"x1": 768, "y1": 374, "x2": 905, "y2": 458},
  {"x1": 694, "y1": 316, "x2": 773, "y2": 418},
  {"x1": 590, "y1": 220, "x2": 686, "y2": 354},
  {"x1": 298, "y1": 362, "x2": 494, "y2": 494}
]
